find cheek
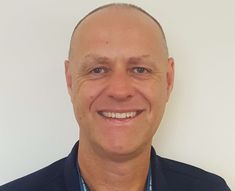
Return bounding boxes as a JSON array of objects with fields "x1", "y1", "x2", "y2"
[
  {"x1": 138, "y1": 80, "x2": 167, "y2": 122},
  {"x1": 139, "y1": 79, "x2": 167, "y2": 104},
  {"x1": 71, "y1": 80, "x2": 104, "y2": 114}
]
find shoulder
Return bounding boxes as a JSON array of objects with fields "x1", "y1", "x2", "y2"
[
  {"x1": 156, "y1": 155, "x2": 230, "y2": 190},
  {"x1": 0, "y1": 158, "x2": 67, "y2": 191}
]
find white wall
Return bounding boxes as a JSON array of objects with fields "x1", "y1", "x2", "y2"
[{"x1": 0, "y1": 0, "x2": 234, "y2": 189}]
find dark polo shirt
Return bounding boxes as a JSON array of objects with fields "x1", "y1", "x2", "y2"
[{"x1": 0, "y1": 142, "x2": 230, "y2": 191}]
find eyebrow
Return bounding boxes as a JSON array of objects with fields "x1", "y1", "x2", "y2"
[
  {"x1": 83, "y1": 54, "x2": 111, "y2": 63},
  {"x1": 79, "y1": 53, "x2": 158, "y2": 70},
  {"x1": 82, "y1": 54, "x2": 154, "y2": 62},
  {"x1": 128, "y1": 55, "x2": 152, "y2": 64},
  {"x1": 77, "y1": 54, "x2": 110, "y2": 73},
  {"x1": 128, "y1": 55, "x2": 159, "y2": 71}
]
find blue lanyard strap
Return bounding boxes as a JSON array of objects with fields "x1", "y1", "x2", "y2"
[
  {"x1": 78, "y1": 164, "x2": 152, "y2": 191},
  {"x1": 146, "y1": 165, "x2": 153, "y2": 191},
  {"x1": 80, "y1": 175, "x2": 89, "y2": 191},
  {"x1": 77, "y1": 164, "x2": 89, "y2": 191}
]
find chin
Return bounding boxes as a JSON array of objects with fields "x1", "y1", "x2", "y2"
[{"x1": 96, "y1": 139, "x2": 148, "y2": 161}]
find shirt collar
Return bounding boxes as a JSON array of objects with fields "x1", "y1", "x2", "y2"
[{"x1": 64, "y1": 141, "x2": 170, "y2": 191}]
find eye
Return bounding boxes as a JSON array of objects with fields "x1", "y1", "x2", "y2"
[
  {"x1": 132, "y1": 67, "x2": 149, "y2": 74},
  {"x1": 91, "y1": 67, "x2": 108, "y2": 74}
]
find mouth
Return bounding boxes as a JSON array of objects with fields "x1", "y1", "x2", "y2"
[{"x1": 97, "y1": 110, "x2": 143, "y2": 120}]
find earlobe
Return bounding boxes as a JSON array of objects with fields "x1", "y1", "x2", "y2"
[
  {"x1": 64, "y1": 60, "x2": 72, "y2": 97},
  {"x1": 166, "y1": 57, "x2": 175, "y2": 101}
]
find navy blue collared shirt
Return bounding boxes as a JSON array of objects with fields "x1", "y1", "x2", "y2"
[
  {"x1": 77, "y1": 161, "x2": 152, "y2": 191},
  {"x1": 0, "y1": 141, "x2": 231, "y2": 191}
]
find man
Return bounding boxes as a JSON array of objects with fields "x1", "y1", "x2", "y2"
[{"x1": 0, "y1": 3, "x2": 230, "y2": 191}]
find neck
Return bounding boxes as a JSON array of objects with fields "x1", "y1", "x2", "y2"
[{"x1": 78, "y1": 140, "x2": 152, "y2": 191}]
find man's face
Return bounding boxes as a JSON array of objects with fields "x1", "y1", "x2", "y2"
[{"x1": 65, "y1": 8, "x2": 174, "y2": 157}]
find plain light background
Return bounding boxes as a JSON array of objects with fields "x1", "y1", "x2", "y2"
[{"x1": 0, "y1": 0, "x2": 234, "y2": 189}]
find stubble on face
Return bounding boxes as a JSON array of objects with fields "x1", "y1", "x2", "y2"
[{"x1": 65, "y1": 6, "x2": 174, "y2": 158}]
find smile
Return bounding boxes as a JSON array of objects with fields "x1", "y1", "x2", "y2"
[{"x1": 98, "y1": 111, "x2": 142, "y2": 119}]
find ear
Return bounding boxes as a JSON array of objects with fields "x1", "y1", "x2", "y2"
[
  {"x1": 166, "y1": 57, "x2": 175, "y2": 101},
  {"x1": 64, "y1": 60, "x2": 72, "y2": 97}
]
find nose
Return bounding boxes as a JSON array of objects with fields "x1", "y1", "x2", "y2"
[{"x1": 106, "y1": 70, "x2": 134, "y2": 101}]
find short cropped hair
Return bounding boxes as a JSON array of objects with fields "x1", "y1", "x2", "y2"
[{"x1": 69, "y1": 3, "x2": 168, "y2": 58}]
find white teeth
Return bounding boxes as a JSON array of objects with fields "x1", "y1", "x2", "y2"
[{"x1": 101, "y1": 112, "x2": 137, "y2": 119}]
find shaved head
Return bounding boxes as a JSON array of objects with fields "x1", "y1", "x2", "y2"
[
  {"x1": 68, "y1": 3, "x2": 168, "y2": 59},
  {"x1": 65, "y1": 2, "x2": 175, "y2": 164}
]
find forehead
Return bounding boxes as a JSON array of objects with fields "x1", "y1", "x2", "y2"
[
  {"x1": 77, "y1": 7, "x2": 162, "y2": 40},
  {"x1": 81, "y1": 7, "x2": 157, "y2": 28},
  {"x1": 70, "y1": 7, "x2": 166, "y2": 60}
]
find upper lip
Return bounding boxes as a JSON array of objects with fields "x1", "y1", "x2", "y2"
[
  {"x1": 97, "y1": 109, "x2": 144, "y2": 112},
  {"x1": 97, "y1": 110, "x2": 145, "y2": 117},
  {"x1": 97, "y1": 109, "x2": 144, "y2": 113}
]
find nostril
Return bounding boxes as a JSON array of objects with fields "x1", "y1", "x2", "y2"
[
  {"x1": 107, "y1": 88, "x2": 134, "y2": 100},
  {"x1": 108, "y1": 93, "x2": 133, "y2": 101}
]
